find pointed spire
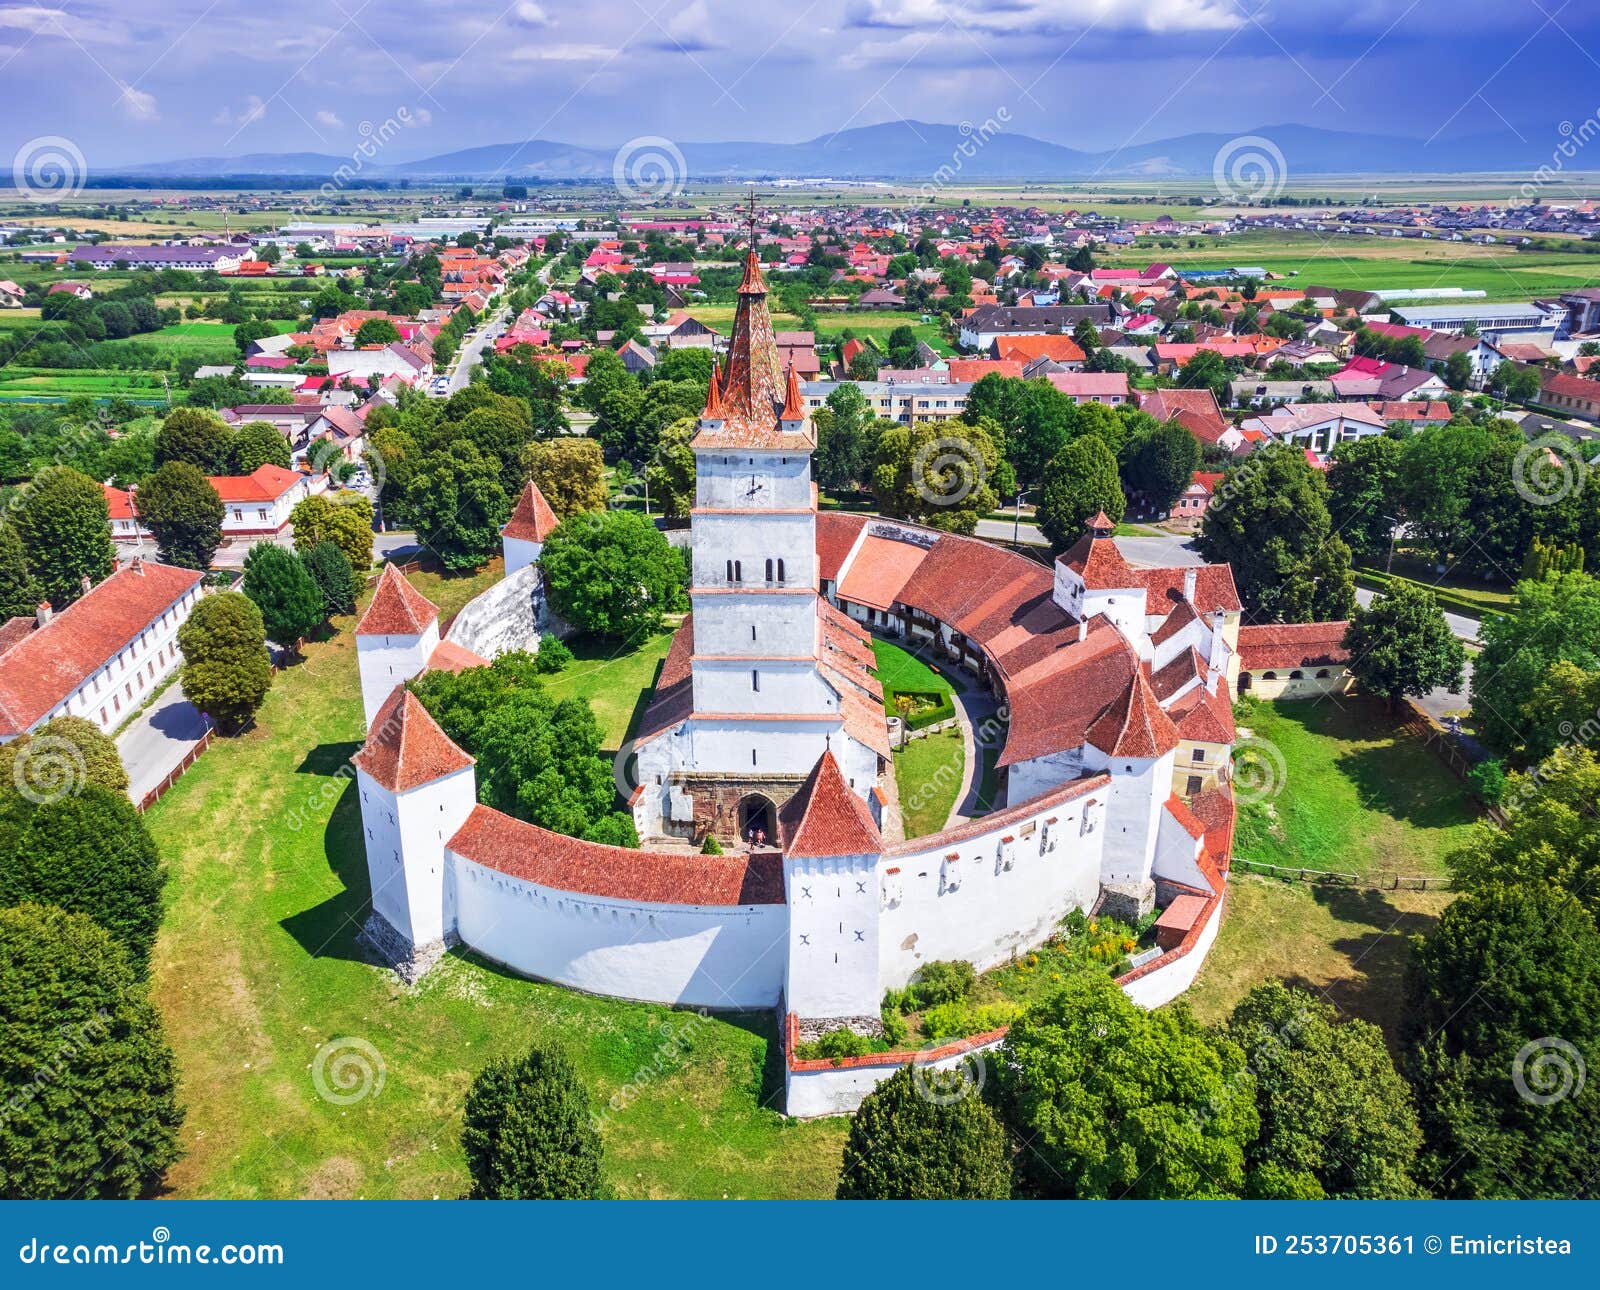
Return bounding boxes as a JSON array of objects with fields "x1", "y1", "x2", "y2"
[
  {"x1": 778, "y1": 750, "x2": 882, "y2": 858},
  {"x1": 503, "y1": 479, "x2": 560, "y2": 542},
  {"x1": 704, "y1": 359, "x2": 724, "y2": 417},
  {"x1": 1087, "y1": 510, "x2": 1114, "y2": 537},
  {"x1": 780, "y1": 359, "x2": 803, "y2": 421},
  {"x1": 357, "y1": 563, "x2": 440, "y2": 636},
  {"x1": 353, "y1": 687, "x2": 475, "y2": 790}
]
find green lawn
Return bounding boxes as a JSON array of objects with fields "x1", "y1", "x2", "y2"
[
  {"x1": 143, "y1": 568, "x2": 846, "y2": 1199},
  {"x1": 893, "y1": 727, "x2": 964, "y2": 840},
  {"x1": 1232, "y1": 696, "x2": 1480, "y2": 879},
  {"x1": 541, "y1": 627, "x2": 676, "y2": 749},
  {"x1": 1187, "y1": 875, "x2": 1452, "y2": 1049},
  {"x1": 870, "y1": 636, "x2": 955, "y2": 702}
]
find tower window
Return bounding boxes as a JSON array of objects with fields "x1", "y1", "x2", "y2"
[
  {"x1": 765, "y1": 558, "x2": 774, "y2": 582},
  {"x1": 752, "y1": 669, "x2": 760, "y2": 692},
  {"x1": 777, "y1": 558, "x2": 786, "y2": 583}
]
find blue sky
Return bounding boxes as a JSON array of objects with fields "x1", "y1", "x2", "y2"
[{"x1": 3, "y1": 0, "x2": 1600, "y2": 165}]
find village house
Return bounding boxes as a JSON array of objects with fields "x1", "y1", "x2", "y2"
[{"x1": 105, "y1": 464, "x2": 313, "y2": 544}]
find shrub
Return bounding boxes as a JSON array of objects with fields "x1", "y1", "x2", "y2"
[
  {"x1": 920, "y1": 999, "x2": 1021, "y2": 1042},
  {"x1": 879, "y1": 1006, "x2": 908, "y2": 1048},
  {"x1": 534, "y1": 635, "x2": 573, "y2": 673},
  {"x1": 903, "y1": 959, "x2": 976, "y2": 1011},
  {"x1": 794, "y1": 1028, "x2": 892, "y2": 1064},
  {"x1": 700, "y1": 833, "x2": 724, "y2": 856},
  {"x1": 1465, "y1": 758, "x2": 1506, "y2": 807}
]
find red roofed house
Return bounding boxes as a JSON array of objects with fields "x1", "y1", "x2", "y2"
[
  {"x1": 1236, "y1": 621, "x2": 1352, "y2": 699},
  {"x1": 0, "y1": 558, "x2": 205, "y2": 739},
  {"x1": 105, "y1": 464, "x2": 311, "y2": 544},
  {"x1": 1539, "y1": 372, "x2": 1600, "y2": 423}
]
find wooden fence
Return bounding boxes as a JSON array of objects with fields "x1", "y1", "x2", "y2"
[
  {"x1": 135, "y1": 728, "x2": 214, "y2": 813},
  {"x1": 1231, "y1": 856, "x2": 1452, "y2": 891}
]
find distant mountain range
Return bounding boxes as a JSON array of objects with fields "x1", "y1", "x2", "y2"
[{"x1": 104, "y1": 121, "x2": 1558, "y2": 182}]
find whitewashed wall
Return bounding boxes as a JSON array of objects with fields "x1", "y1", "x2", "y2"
[
  {"x1": 785, "y1": 1034, "x2": 1004, "y2": 1119},
  {"x1": 1119, "y1": 890, "x2": 1225, "y2": 1009},
  {"x1": 451, "y1": 855, "x2": 788, "y2": 1010},
  {"x1": 357, "y1": 620, "x2": 438, "y2": 728},
  {"x1": 444, "y1": 562, "x2": 558, "y2": 661},
  {"x1": 878, "y1": 786, "x2": 1107, "y2": 988}
]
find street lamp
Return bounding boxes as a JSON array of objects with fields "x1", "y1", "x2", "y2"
[{"x1": 1013, "y1": 489, "x2": 1033, "y2": 544}]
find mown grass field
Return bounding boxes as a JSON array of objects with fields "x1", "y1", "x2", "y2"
[
  {"x1": 1232, "y1": 696, "x2": 1479, "y2": 878},
  {"x1": 144, "y1": 561, "x2": 846, "y2": 1199},
  {"x1": 893, "y1": 727, "x2": 964, "y2": 839},
  {"x1": 1187, "y1": 875, "x2": 1451, "y2": 1048}
]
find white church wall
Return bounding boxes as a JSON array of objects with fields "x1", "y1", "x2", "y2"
[
  {"x1": 690, "y1": 717, "x2": 842, "y2": 776},
  {"x1": 689, "y1": 512, "x2": 817, "y2": 590},
  {"x1": 784, "y1": 852, "x2": 882, "y2": 1023},
  {"x1": 444, "y1": 562, "x2": 559, "y2": 661},
  {"x1": 1006, "y1": 747, "x2": 1085, "y2": 805},
  {"x1": 691, "y1": 657, "x2": 836, "y2": 716},
  {"x1": 694, "y1": 450, "x2": 813, "y2": 510},
  {"x1": 785, "y1": 1033, "x2": 1004, "y2": 1119},
  {"x1": 1119, "y1": 890, "x2": 1225, "y2": 1009},
  {"x1": 689, "y1": 589, "x2": 817, "y2": 656},
  {"x1": 357, "y1": 762, "x2": 475, "y2": 949},
  {"x1": 502, "y1": 535, "x2": 542, "y2": 577},
  {"x1": 452, "y1": 856, "x2": 787, "y2": 1009},
  {"x1": 878, "y1": 791, "x2": 1106, "y2": 988}
]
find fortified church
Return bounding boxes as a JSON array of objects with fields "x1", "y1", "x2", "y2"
[{"x1": 350, "y1": 205, "x2": 1244, "y2": 1114}]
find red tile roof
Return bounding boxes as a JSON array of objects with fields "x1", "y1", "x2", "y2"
[
  {"x1": 1237, "y1": 620, "x2": 1350, "y2": 671},
  {"x1": 0, "y1": 560, "x2": 203, "y2": 736},
  {"x1": 836, "y1": 533, "x2": 928, "y2": 612},
  {"x1": 425, "y1": 639, "x2": 488, "y2": 674},
  {"x1": 502, "y1": 479, "x2": 560, "y2": 542},
  {"x1": 448, "y1": 803, "x2": 786, "y2": 905},
  {"x1": 353, "y1": 687, "x2": 475, "y2": 790},
  {"x1": 1087, "y1": 670, "x2": 1180, "y2": 759},
  {"x1": 356, "y1": 565, "x2": 440, "y2": 636},
  {"x1": 778, "y1": 750, "x2": 882, "y2": 857},
  {"x1": 816, "y1": 511, "x2": 867, "y2": 583}
]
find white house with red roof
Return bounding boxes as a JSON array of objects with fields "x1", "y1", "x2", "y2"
[
  {"x1": 0, "y1": 558, "x2": 204, "y2": 741},
  {"x1": 106, "y1": 464, "x2": 311, "y2": 543}
]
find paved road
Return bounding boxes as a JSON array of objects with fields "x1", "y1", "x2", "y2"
[
  {"x1": 118, "y1": 682, "x2": 211, "y2": 807},
  {"x1": 447, "y1": 302, "x2": 511, "y2": 393},
  {"x1": 1115, "y1": 533, "x2": 1204, "y2": 568},
  {"x1": 974, "y1": 517, "x2": 1046, "y2": 546}
]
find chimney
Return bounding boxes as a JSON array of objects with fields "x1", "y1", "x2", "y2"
[
  {"x1": 1183, "y1": 567, "x2": 1197, "y2": 603},
  {"x1": 129, "y1": 556, "x2": 144, "y2": 576},
  {"x1": 81, "y1": 574, "x2": 92, "y2": 594},
  {"x1": 35, "y1": 601, "x2": 52, "y2": 628},
  {"x1": 1077, "y1": 619, "x2": 1088, "y2": 642}
]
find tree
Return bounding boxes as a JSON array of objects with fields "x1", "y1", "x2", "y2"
[
  {"x1": 354, "y1": 318, "x2": 401, "y2": 347},
  {"x1": 1176, "y1": 348, "x2": 1230, "y2": 398},
  {"x1": 1342, "y1": 583, "x2": 1465, "y2": 711},
  {"x1": 1197, "y1": 445, "x2": 1356, "y2": 623},
  {"x1": 1037, "y1": 434, "x2": 1125, "y2": 553},
  {"x1": 521, "y1": 437, "x2": 608, "y2": 518},
  {"x1": 1442, "y1": 349, "x2": 1474, "y2": 391},
  {"x1": 0, "y1": 521, "x2": 39, "y2": 619},
  {"x1": 1404, "y1": 884, "x2": 1600, "y2": 1198},
  {"x1": 1449, "y1": 746, "x2": 1600, "y2": 919},
  {"x1": 241, "y1": 544, "x2": 324, "y2": 648},
  {"x1": 871, "y1": 420, "x2": 1000, "y2": 535},
  {"x1": 0, "y1": 786, "x2": 165, "y2": 974},
  {"x1": 229, "y1": 421, "x2": 291, "y2": 473},
  {"x1": 136, "y1": 461, "x2": 223, "y2": 570},
  {"x1": 290, "y1": 493, "x2": 373, "y2": 574},
  {"x1": 1469, "y1": 572, "x2": 1600, "y2": 761},
  {"x1": 11, "y1": 466, "x2": 116, "y2": 608},
  {"x1": 177, "y1": 591, "x2": 272, "y2": 731},
  {"x1": 154, "y1": 407, "x2": 234, "y2": 473},
  {"x1": 404, "y1": 442, "x2": 510, "y2": 572},
  {"x1": 540, "y1": 510, "x2": 686, "y2": 641},
  {"x1": 814, "y1": 382, "x2": 874, "y2": 495},
  {"x1": 301, "y1": 540, "x2": 359, "y2": 617},
  {"x1": 1326, "y1": 435, "x2": 1403, "y2": 563},
  {"x1": 1224, "y1": 982, "x2": 1422, "y2": 1199},
  {"x1": 0, "y1": 714, "x2": 128, "y2": 799},
  {"x1": 1122, "y1": 419, "x2": 1200, "y2": 516},
  {"x1": 643, "y1": 416, "x2": 696, "y2": 518},
  {"x1": 836, "y1": 1065, "x2": 1011, "y2": 1199},
  {"x1": 0, "y1": 904, "x2": 183, "y2": 1198},
  {"x1": 997, "y1": 974, "x2": 1257, "y2": 1198},
  {"x1": 461, "y1": 1044, "x2": 602, "y2": 1199},
  {"x1": 1072, "y1": 318, "x2": 1102, "y2": 353}
]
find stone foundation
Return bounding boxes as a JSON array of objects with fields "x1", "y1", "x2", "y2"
[
  {"x1": 796, "y1": 1014, "x2": 884, "y2": 1042},
  {"x1": 358, "y1": 911, "x2": 456, "y2": 984},
  {"x1": 1100, "y1": 880, "x2": 1156, "y2": 922}
]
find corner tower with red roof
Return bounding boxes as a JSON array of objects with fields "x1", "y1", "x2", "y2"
[{"x1": 355, "y1": 564, "x2": 441, "y2": 727}]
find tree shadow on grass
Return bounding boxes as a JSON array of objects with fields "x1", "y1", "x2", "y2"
[
  {"x1": 722, "y1": 1010, "x2": 789, "y2": 1114},
  {"x1": 279, "y1": 753, "x2": 374, "y2": 964},
  {"x1": 1286, "y1": 884, "x2": 1445, "y2": 1053}
]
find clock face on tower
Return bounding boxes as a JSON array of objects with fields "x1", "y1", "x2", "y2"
[{"x1": 744, "y1": 473, "x2": 766, "y2": 501}]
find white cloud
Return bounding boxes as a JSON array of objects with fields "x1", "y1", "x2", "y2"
[
  {"x1": 509, "y1": 42, "x2": 617, "y2": 61},
  {"x1": 214, "y1": 94, "x2": 269, "y2": 128},
  {"x1": 116, "y1": 81, "x2": 159, "y2": 121},
  {"x1": 513, "y1": 1, "x2": 552, "y2": 25},
  {"x1": 315, "y1": 108, "x2": 343, "y2": 127},
  {"x1": 851, "y1": 0, "x2": 1243, "y2": 35}
]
